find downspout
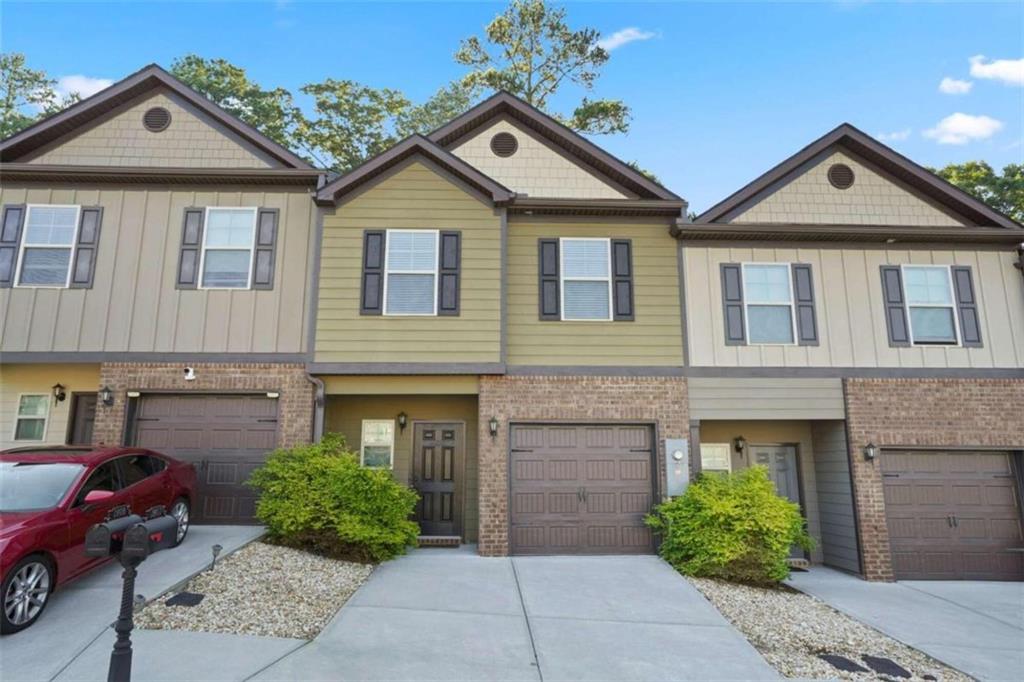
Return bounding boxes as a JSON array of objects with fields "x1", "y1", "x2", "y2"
[{"x1": 306, "y1": 373, "x2": 325, "y2": 443}]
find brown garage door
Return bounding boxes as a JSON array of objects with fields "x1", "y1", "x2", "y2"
[
  {"x1": 131, "y1": 394, "x2": 278, "y2": 524},
  {"x1": 883, "y1": 450, "x2": 1024, "y2": 580},
  {"x1": 510, "y1": 424, "x2": 655, "y2": 555}
]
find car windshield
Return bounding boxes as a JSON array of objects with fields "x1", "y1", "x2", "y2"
[{"x1": 0, "y1": 462, "x2": 85, "y2": 512}]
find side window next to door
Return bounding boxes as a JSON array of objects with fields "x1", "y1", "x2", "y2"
[{"x1": 74, "y1": 462, "x2": 121, "y2": 506}]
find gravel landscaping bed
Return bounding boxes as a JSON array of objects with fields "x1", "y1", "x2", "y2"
[
  {"x1": 136, "y1": 541, "x2": 374, "y2": 640},
  {"x1": 688, "y1": 576, "x2": 970, "y2": 681}
]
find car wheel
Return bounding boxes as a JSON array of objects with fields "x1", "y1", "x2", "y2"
[
  {"x1": 170, "y1": 498, "x2": 190, "y2": 547},
  {"x1": 2, "y1": 555, "x2": 54, "y2": 635}
]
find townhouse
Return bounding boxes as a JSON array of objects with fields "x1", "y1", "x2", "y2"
[{"x1": 1, "y1": 65, "x2": 1021, "y2": 581}]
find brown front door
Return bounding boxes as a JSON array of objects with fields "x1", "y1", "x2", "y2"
[
  {"x1": 67, "y1": 393, "x2": 97, "y2": 445},
  {"x1": 131, "y1": 394, "x2": 278, "y2": 524},
  {"x1": 412, "y1": 423, "x2": 463, "y2": 537},
  {"x1": 883, "y1": 450, "x2": 1024, "y2": 580},
  {"x1": 509, "y1": 424, "x2": 655, "y2": 555}
]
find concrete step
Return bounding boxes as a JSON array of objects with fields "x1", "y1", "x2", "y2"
[{"x1": 417, "y1": 535, "x2": 461, "y2": 548}]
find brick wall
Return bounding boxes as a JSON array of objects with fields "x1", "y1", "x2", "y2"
[
  {"x1": 93, "y1": 362, "x2": 314, "y2": 449},
  {"x1": 476, "y1": 375, "x2": 688, "y2": 556},
  {"x1": 844, "y1": 378, "x2": 1024, "y2": 581}
]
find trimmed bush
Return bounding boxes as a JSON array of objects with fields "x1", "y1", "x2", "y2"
[
  {"x1": 248, "y1": 434, "x2": 419, "y2": 563},
  {"x1": 645, "y1": 467, "x2": 813, "y2": 585}
]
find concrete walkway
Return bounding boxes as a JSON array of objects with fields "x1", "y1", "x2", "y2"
[
  {"x1": 789, "y1": 567, "x2": 1024, "y2": 682},
  {"x1": 254, "y1": 546, "x2": 776, "y2": 681}
]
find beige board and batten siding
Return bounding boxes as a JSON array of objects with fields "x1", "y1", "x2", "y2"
[
  {"x1": 0, "y1": 184, "x2": 315, "y2": 354},
  {"x1": 315, "y1": 161, "x2": 501, "y2": 364},
  {"x1": 684, "y1": 246, "x2": 1024, "y2": 368},
  {"x1": 0, "y1": 364, "x2": 100, "y2": 450},
  {"x1": 507, "y1": 219, "x2": 683, "y2": 366},
  {"x1": 688, "y1": 377, "x2": 845, "y2": 420},
  {"x1": 731, "y1": 150, "x2": 965, "y2": 227},
  {"x1": 449, "y1": 118, "x2": 628, "y2": 200},
  {"x1": 25, "y1": 90, "x2": 278, "y2": 169}
]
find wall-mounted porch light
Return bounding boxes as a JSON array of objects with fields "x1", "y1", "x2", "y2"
[
  {"x1": 397, "y1": 411, "x2": 408, "y2": 432},
  {"x1": 488, "y1": 416, "x2": 499, "y2": 440},
  {"x1": 99, "y1": 385, "x2": 114, "y2": 407},
  {"x1": 863, "y1": 442, "x2": 879, "y2": 462},
  {"x1": 52, "y1": 383, "x2": 66, "y2": 405},
  {"x1": 733, "y1": 435, "x2": 747, "y2": 453}
]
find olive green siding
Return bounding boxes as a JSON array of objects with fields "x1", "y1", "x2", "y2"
[
  {"x1": 506, "y1": 219, "x2": 683, "y2": 366},
  {"x1": 324, "y1": 394, "x2": 479, "y2": 542},
  {"x1": 0, "y1": 184, "x2": 315, "y2": 354},
  {"x1": 315, "y1": 161, "x2": 501, "y2": 364}
]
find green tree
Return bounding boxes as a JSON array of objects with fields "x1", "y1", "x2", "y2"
[
  {"x1": 929, "y1": 161, "x2": 1024, "y2": 223},
  {"x1": 0, "y1": 53, "x2": 81, "y2": 138},
  {"x1": 455, "y1": 0, "x2": 630, "y2": 135}
]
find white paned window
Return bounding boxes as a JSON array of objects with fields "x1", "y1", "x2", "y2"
[
  {"x1": 16, "y1": 205, "x2": 80, "y2": 287},
  {"x1": 14, "y1": 395, "x2": 49, "y2": 441},
  {"x1": 384, "y1": 230, "x2": 438, "y2": 315},
  {"x1": 902, "y1": 265, "x2": 958, "y2": 344},
  {"x1": 561, "y1": 238, "x2": 612, "y2": 321},
  {"x1": 742, "y1": 263, "x2": 796, "y2": 344},
  {"x1": 200, "y1": 208, "x2": 257, "y2": 289},
  {"x1": 360, "y1": 419, "x2": 395, "y2": 468}
]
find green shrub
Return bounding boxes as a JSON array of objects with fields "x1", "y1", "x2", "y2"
[
  {"x1": 645, "y1": 467, "x2": 813, "y2": 585},
  {"x1": 248, "y1": 433, "x2": 419, "y2": 563}
]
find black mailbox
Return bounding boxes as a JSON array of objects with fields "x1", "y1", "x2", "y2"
[
  {"x1": 84, "y1": 515, "x2": 144, "y2": 558},
  {"x1": 121, "y1": 515, "x2": 179, "y2": 561}
]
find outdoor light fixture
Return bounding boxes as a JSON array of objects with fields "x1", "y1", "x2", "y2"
[
  {"x1": 99, "y1": 385, "x2": 114, "y2": 407},
  {"x1": 397, "y1": 412, "x2": 408, "y2": 432},
  {"x1": 733, "y1": 435, "x2": 747, "y2": 453},
  {"x1": 488, "y1": 416, "x2": 499, "y2": 439},
  {"x1": 52, "y1": 383, "x2": 66, "y2": 404},
  {"x1": 863, "y1": 442, "x2": 879, "y2": 461}
]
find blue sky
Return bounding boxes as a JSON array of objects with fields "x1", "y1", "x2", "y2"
[{"x1": 4, "y1": 1, "x2": 1022, "y2": 212}]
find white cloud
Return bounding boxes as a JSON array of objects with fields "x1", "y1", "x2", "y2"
[
  {"x1": 877, "y1": 128, "x2": 912, "y2": 142},
  {"x1": 56, "y1": 75, "x2": 114, "y2": 99},
  {"x1": 938, "y1": 77, "x2": 972, "y2": 95},
  {"x1": 597, "y1": 27, "x2": 656, "y2": 52},
  {"x1": 923, "y1": 113, "x2": 1003, "y2": 145},
  {"x1": 968, "y1": 55, "x2": 1024, "y2": 86}
]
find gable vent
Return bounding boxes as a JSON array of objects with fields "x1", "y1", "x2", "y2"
[
  {"x1": 827, "y1": 163, "x2": 855, "y2": 190},
  {"x1": 490, "y1": 132, "x2": 518, "y2": 158},
  {"x1": 142, "y1": 106, "x2": 172, "y2": 133}
]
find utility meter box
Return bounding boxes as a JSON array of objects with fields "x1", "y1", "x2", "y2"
[{"x1": 664, "y1": 438, "x2": 690, "y2": 497}]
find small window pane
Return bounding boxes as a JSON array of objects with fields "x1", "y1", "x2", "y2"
[
  {"x1": 563, "y1": 280, "x2": 610, "y2": 320},
  {"x1": 910, "y1": 307, "x2": 956, "y2": 343},
  {"x1": 19, "y1": 248, "x2": 71, "y2": 285},
  {"x1": 362, "y1": 446, "x2": 392, "y2": 468},
  {"x1": 15, "y1": 419, "x2": 45, "y2": 441},
  {"x1": 205, "y1": 209, "x2": 256, "y2": 247},
  {"x1": 904, "y1": 267, "x2": 952, "y2": 305},
  {"x1": 747, "y1": 305, "x2": 794, "y2": 343},
  {"x1": 18, "y1": 395, "x2": 49, "y2": 417},
  {"x1": 361, "y1": 420, "x2": 394, "y2": 469},
  {"x1": 562, "y1": 240, "x2": 609, "y2": 278},
  {"x1": 387, "y1": 231, "x2": 437, "y2": 271},
  {"x1": 744, "y1": 265, "x2": 791, "y2": 303},
  {"x1": 25, "y1": 206, "x2": 77, "y2": 245},
  {"x1": 202, "y1": 250, "x2": 250, "y2": 288},
  {"x1": 386, "y1": 273, "x2": 435, "y2": 314}
]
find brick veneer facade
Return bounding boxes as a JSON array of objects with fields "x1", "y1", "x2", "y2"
[
  {"x1": 92, "y1": 362, "x2": 315, "y2": 449},
  {"x1": 476, "y1": 375, "x2": 688, "y2": 556},
  {"x1": 843, "y1": 378, "x2": 1024, "y2": 581}
]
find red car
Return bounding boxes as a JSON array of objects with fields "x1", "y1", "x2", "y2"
[{"x1": 0, "y1": 446, "x2": 196, "y2": 634}]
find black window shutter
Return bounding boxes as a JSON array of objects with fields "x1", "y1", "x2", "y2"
[
  {"x1": 69, "y1": 207, "x2": 103, "y2": 289},
  {"x1": 437, "y1": 230, "x2": 461, "y2": 316},
  {"x1": 538, "y1": 239, "x2": 560, "y2": 320},
  {"x1": 176, "y1": 208, "x2": 205, "y2": 289},
  {"x1": 611, "y1": 239, "x2": 635, "y2": 321},
  {"x1": 720, "y1": 263, "x2": 745, "y2": 345},
  {"x1": 879, "y1": 266, "x2": 910, "y2": 347},
  {"x1": 360, "y1": 230, "x2": 386, "y2": 315},
  {"x1": 951, "y1": 266, "x2": 982, "y2": 347},
  {"x1": 0, "y1": 204, "x2": 26, "y2": 288},
  {"x1": 252, "y1": 208, "x2": 279, "y2": 290},
  {"x1": 791, "y1": 263, "x2": 818, "y2": 346}
]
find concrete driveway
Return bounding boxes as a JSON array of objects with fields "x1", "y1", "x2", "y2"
[
  {"x1": 789, "y1": 567, "x2": 1024, "y2": 681},
  {"x1": 255, "y1": 547, "x2": 776, "y2": 681},
  {"x1": 2, "y1": 526, "x2": 268, "y2": 682}
]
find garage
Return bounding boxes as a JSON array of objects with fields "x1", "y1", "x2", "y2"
[
  {"x1": 882, "y1": 450, "x2": 1024, "y2": 580},
  {"x1": 130, "y1": 394, "x2": 278, "y2": 524},
  {"x1": 509, "y1": 424, "x2": 655, "y2": 555}
]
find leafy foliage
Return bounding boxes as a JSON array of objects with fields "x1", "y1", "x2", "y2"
[
  {"x1": 248, "y1": 434, "x2": 419, "y2": 563},
  {"x1": 646, "y1": 467, "x2": 813, "y2": 585},
  {"x1": 928, "y1": 161, "x2": 1024, "y2": 223},
  {"x1": 455, "y1": 0, "x2": 630, "y2": 135},
  {"x1": 0, "y1": 53, "x2": 81, "y2": 139}
]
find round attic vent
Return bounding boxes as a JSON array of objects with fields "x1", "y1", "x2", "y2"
[
  {"x1": 142, "y1": 106, "x2": 172, "y2": 133},
  {"x1": 827, "y1": 163, "x2": 855, "y2": 190},
  {"x1": 490, "y1": 132, "x2": 518, "y2": 157}
]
